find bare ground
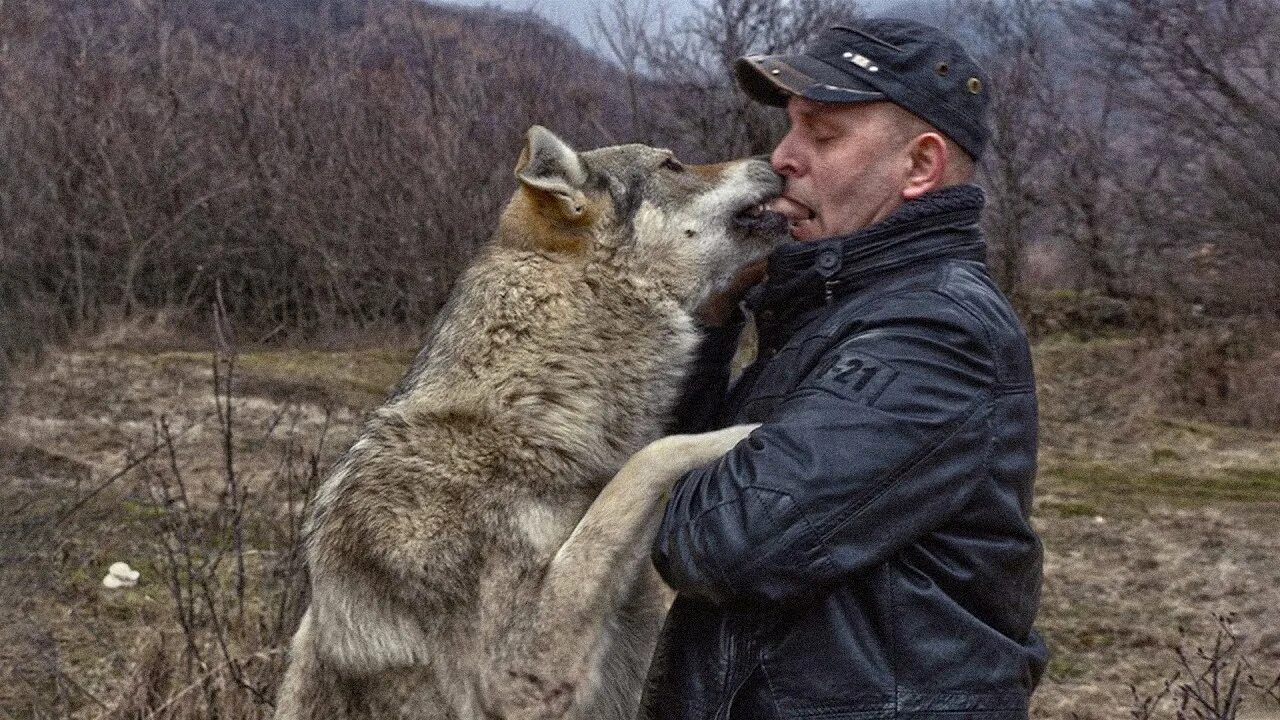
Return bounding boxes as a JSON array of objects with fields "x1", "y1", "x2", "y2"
[{"x1": 1, "y1": 336, "x2": 1278, "y2": 718}]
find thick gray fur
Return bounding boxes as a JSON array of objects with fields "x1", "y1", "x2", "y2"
[{"x1": 274, "y1": 126, "x2": 781, "y2": 720}]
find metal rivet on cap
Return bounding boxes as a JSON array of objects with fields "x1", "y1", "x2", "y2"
[
  {"x1": 967, "y1": 77, "x2": 983, "y2": 93},
  {"x1": 771, "y1": 68, "x2": 781, "y2": 75},
  {"x1": 936, "y1": 62, "x2": 950, "y2": 76}
]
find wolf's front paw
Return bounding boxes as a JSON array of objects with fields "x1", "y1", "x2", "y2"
[{"x1": 677, "y1": 423, "x2": 761, "y2": 466}]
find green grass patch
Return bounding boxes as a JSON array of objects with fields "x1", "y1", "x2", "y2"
[
  {"x1": 236, "y1": 349, "x2": 415, "y2": 404},
  {"x1": 1153, "y1": 416, "x2": 1223, "y2": 437},
  {"x1": 1036, "y1": 607, "x2": 1116, "y2": 682},
  {"x1": 1045, "y1": 462, "x2": 1280, "y2": 504},
  {"x1": 1044, "y1": 650, "x2": 1089, "y2": 682},
  {"x1": 145, "y1": 347, "x2": 417, "y2": 411},
  {"x1": 1033, "y1": 334, "x2": 1138, "y2": 353},
  {"x1": 1042, "y1": 500, "x2": 1100, "y2": 518}
]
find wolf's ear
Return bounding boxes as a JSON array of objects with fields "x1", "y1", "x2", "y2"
[{"x1": 515, "y1": 126, "x2": 590, "y2": 222}]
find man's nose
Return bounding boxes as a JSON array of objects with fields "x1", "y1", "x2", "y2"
[{"x1": 770, "y1": 133, "x2": 801, "y2": 178}]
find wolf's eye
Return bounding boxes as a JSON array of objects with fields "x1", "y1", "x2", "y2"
[{"x1": 661, "y1": 157, "x2": 685, "y2": 173}]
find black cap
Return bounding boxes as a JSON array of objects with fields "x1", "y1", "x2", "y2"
[{"x1": 735, "y1": 18, "x2": 991, "y2": 160}]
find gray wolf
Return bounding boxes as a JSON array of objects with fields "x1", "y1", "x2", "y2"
[
  {"x1": 642, "y1": 18, "x2": 1045, "y2": 720},
  {"x1": 274, "y1": 125, "x2": 784, "y2": 720}
]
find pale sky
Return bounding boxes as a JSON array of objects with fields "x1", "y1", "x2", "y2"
[{"x1": 437, "y1": 0, "x2": 920, "y2": 50}]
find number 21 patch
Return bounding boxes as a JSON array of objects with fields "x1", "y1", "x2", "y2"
[{"x1": 811, "y1": 350, "x2": 898, "y2": 404}]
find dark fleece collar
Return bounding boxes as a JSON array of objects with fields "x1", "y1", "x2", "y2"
[{"x1": 751, "y1": 184, "x2": 987, "y2": 319}]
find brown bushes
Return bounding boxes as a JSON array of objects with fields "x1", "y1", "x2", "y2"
[
  {"x1": 0, "y1": 0, "x2": 626, "y2": 358},
  {"x1": 1, "y1": 0, "x2": 1277, "y2": 418},
  {"x1": 3, "y1": 0, "x2": 1276, "y2": 360},
  {"x1": 1023, "y1": 289, "x2": 1137, "y2": 341},
  {"x1": 1153, "y1": 322, "x2": 1280, "y2": 431}
]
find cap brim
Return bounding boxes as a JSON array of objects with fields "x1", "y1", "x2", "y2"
[{"x1": 735, "y1": 53, "x2": 885, "y2": 107}]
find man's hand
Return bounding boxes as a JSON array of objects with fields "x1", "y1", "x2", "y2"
[{"x1": 697, "y1": 259, "x2": 768, "y2": 327}]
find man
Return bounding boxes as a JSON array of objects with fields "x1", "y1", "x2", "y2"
[{"x1": 648, "y1": 17, "x2": 1047, "y2": 720}]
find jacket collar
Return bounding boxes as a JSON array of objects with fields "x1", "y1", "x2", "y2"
[{"x1": 751, "y1": 184, "x2": 988, "y2": 320}]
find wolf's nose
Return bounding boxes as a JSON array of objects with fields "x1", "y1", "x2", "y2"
[{"x1": 748, "y1": 159, "x2": 785, "y2": 187}]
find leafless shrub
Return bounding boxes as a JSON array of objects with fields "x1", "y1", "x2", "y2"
[
  {"x1": 0, "y1": 0, "x2": 627, "y2": 356},
  {"x1": 1067, "y1": 0, "x2": 1280, "y2": 320},
  {"x1": 1129, "y1": 615, "x2": 1280, "y2": 720},
  {"x1": 917, "y1": 0, "x2": 1280, "y2": 327},
  {"x1": 5, "y1": 0, "x2": 1279, "y2": 351},
  {"x1": 1149, "y1": 321, "x2": 1280, "y2": 430},
  {"x1": 91, "y1": 331, "x2": 327, "y2": 718},
  {"x1": 609, "y1": 0, "x2": 859, "y2": 160},
  {"x1": 941, "y1": 0, "x2": 1065, "y2": 309}
]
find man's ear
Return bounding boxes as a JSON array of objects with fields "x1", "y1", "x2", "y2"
[
  {"x1": 902, "y1": 132, "x2": 949, "y2": 201},
  {"x1": 514, "y1": 126, "x2": 590, "y2": 222}
]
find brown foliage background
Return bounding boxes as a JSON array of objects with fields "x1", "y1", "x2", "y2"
[
  {"x1": 3, "y1": 0, "x2": 1276, "y2": 360},
  {"x1": 0, "y1": 0, "x2": 630, "y2": 357}
]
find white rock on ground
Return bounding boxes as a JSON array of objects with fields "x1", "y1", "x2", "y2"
[{"x1": 102, "y1": 562, "x2": 140, "y2": 589}]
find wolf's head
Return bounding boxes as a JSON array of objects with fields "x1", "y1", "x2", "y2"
[{"x1": 496, "y1": 126, "x2": 786, "y2": 312}]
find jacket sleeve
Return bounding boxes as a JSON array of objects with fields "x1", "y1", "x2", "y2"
[{"x1": 652, "y1": 291, "x2": 997, "y2": 608}]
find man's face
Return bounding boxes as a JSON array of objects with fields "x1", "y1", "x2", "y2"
[{"x1": 768, "y1": 98, "x2": 915, "y2": 242}]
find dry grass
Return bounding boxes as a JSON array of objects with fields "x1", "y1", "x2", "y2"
[
  {"x1": 0, "y1": 345, "x2": 387, "y2": 717},
  {"x1": 1031, "y1": 335, "x2": 1280, "y2": 718},
  {"x1": 1, "y1": 334, "x2": 1278, "y2": 718}
]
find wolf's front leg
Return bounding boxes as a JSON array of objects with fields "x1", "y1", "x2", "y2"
[
  {"x1": 547, "y1": 424, "x2": 760, "y2": 610},
  {"x1": 481, "y1": 424, "x2": 759, "y2": 720}
]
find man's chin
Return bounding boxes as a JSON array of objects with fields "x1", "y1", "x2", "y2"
[{"x1": 788, "y1": 218, "x2": 823, "y2": 241}]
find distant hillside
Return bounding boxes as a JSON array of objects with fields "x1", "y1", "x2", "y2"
[{"x1": 0, "y1": 0, "x2": 637, "y2": 351}]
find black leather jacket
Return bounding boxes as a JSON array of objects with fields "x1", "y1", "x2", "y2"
[{"x1": 649, "y1": 185, "x2": 1047, "y2": 720}]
